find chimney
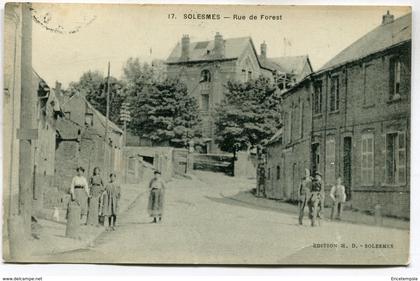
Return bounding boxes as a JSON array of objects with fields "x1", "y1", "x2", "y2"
[
  {"x1": 382, "y1": 10, "x2": 394, "y2": 25},
  {"x1": 260, "y1": 41, "x2": 267, "y2": 59},
  {"x1": 180, "y1": 34, "x2": 190, "y2": 61},
  {"x1": 213, "y1": 32, "x2": 225, "y2": 58},
  {"x1": 55, "y1": 81, "x2": 62, "y2": 94}
]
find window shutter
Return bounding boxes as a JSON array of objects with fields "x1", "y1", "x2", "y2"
[{"x1": 397, "y1": 131, "x2": 406, "y2": 184}]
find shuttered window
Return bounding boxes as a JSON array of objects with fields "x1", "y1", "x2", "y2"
[
  {"x1": 386, "y1": 132, "x2": 406, "y2": 184},
  {"x1": 361, "y1": 133, "x2": 374, "y2": 185}
]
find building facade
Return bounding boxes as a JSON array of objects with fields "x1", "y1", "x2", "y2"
[
  {"x1": 264, "y1": 12, "x2": 411, "y2": 218},
  {"x1": 166, "y1": 33, "x2": 312, "y2": 153},
  {"x1": 54, "y1": 93, "x2": 124, "y2": 199}
]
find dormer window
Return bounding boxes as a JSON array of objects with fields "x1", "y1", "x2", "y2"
[
  {"x1": 200, "y1": 69, "x2": 211, "y2": 83},
  {"x1": 85, "y1": 112, "x2": 93, "y2": 126}
]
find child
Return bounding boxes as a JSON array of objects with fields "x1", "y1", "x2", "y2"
[{"x1": 329, "y1": 177, "x2": 346, "y2": 220}]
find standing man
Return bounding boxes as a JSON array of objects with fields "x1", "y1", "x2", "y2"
[
  {"x1": 330, "y1": 177, "x2": 346, "y2": 220},
  {"x1": 147, "y1": 170, "x2": 166, "y2": 223},
  {"x1": 308, "y1": 171, "x2": 324, "y2": 227},
  {"x1": 298, "y1": 169, "x2": 312, "y2": 225}
]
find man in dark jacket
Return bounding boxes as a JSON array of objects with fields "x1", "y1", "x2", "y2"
[{"x1": 308, "y1": 171, "x2": 325, "y2": 227}]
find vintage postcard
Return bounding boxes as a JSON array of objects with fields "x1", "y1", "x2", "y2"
[{"x1": 3, "y1": 3, "x2": 411, "y2": 264}]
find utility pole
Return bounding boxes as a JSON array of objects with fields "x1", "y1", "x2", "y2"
[
  {"x1": 104, "y1": 62, "x2": 110, "y2": 173},
  {"x1": 8, "y1": 3, "x2": 34, "y2": 260}
]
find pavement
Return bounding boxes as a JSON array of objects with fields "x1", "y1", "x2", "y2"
[
  {"x1": 29, "y1": 183, "x2": 148, "y2": 258},
  {"x1": 29, "y1": 171, "x2": 409, "y2": 265}
]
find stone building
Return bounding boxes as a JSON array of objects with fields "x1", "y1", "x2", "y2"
[
  {"x1": 264, "y1": 12, "x2": 411, "y2": 218},
  {"x1": 53, "y1": 93, "x2": 124, "y2": 200},
  {"x1": 166, "y1": 33, "x2": 312, "y2": 153},
  {"x1": 265, "y1": 76, "x2": 313, "y2": 201},
  {"x1": 32, "y1": 73, "x2": 63, "y2": 213}
]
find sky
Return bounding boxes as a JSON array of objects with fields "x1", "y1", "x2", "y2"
[{"x1": 31, "y1": 4, "x2": 411, "y2": 87}]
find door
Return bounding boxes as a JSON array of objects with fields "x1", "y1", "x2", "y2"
[
  {"x1": 343, "y1": 137, "x2": 352, "y2": 200},
  {"x1": 311, "y1": 143, "x2": 320, "y2": 174}
]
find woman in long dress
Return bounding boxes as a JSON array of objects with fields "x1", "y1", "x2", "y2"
[
  {"x1": 87, "y1": 167, "x2": 104, "y2": 226},
  {"x1": 147, "y1": 170, "x2": 165, "y2": 223},
  {"x1": 70, "y1": 167, "x2": 90, "y2": 224},
  {"x1": 100, "y1": 173, "x2": 121, "y2": 231}
]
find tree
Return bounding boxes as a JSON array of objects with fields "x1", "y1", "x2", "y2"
[
  {"x1": 122, "y1": 58, "x2": 166, "y2": 97},
  {"x1": 68, "y1": 71, "x2": 126, "y2": 125},
  {"x1": 214, "y1": 76, "x2": 282, "y2": 155},
  {"x1": 128, "y1": 78, "x2": 202, "y2": 147}
]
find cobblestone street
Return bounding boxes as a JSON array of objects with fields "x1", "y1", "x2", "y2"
[{"x1": 35, "y1": 172, "x2": 409, "y2": 265}]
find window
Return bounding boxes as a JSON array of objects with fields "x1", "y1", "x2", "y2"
[
  {"x1": 242, "y1": 69, "x2": 247, "y2": 82},
  {"x1": 64, "y1": 111, "x2": 71, "y2": 120},
  {"x1": 298, "y1": 101, "x2": 304, "y2": 138},
  {"x1": 330, "y1": 75, "x2": 339, "y2": 112},
  {"x1": 267, "y1": 168, "x2": 271, "y2": 180},
  {"x1": 287, "y1": 110, "x2": 292, "y2": 143},
  {"x1": 313, "y1": 81, "x2": 322, "y2": 114},
  {"x1": 325, "y1": 137, "x2": 336, "y2": 185},
  {"x1": 85, "y1": 113, "x2": 93, "y2": 126},
  {"x1": 248, "y1": 71, "x2": 252, "y2": 81},
  {"x1": 361, "y1": 133, "x2": 374, "y2": 185},
  {"x1": 276, "y1": 165, "x2": 280, "y2": 180},
  {"x1": 200, "y1": 69, "x2": 211, "y2": 83},
  {"x1": 386, "y1": 132, "x2": 406, "y2": 184},
  {"x1": 201, "y1": 94, "x2": 209, "y2": 111},
  {"x1": 389, "y1": 57, "x2": 402, "y2": 100}
]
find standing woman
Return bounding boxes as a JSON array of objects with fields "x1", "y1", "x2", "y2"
[
  {"x1": 100, "y1": 173, "x2": 121, "y2": 231},
  {"x1": 87, "y1": 167, "x2": 104, "y2": 226},
  {"x1": 147, "y1": 170, "x2": 165, "y2": 223},
  {"x1": 70, "y1": 167, "x2": 90, "y2": 224}
]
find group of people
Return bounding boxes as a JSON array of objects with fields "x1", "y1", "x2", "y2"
[
  {"x1": 69, "y1": 167, "x2": 121, "y2": 231},
  {"x1": 298, "y1": 169, "x2": 346, "y2": 227},
  {"x1": 69, "y1": 167, "x2": 167, "y2": 229}
]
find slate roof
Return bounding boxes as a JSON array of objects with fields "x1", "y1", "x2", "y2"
[
  {"x1": 166, "y1": 36, "x2": 252, "y2": 64},
  {"x1": 82, "y1": 96, "x2": 123, "y2": 135},
  {"x1": 268, "y1": 56, "x2": 312, "y2": 76},
  {"x1": 320, "y1": 13, "x2": 411, "y2": 71}
]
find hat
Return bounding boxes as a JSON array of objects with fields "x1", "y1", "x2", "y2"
[{"x1": 314, "y1": 171, "x2": 322, "y2": 176}]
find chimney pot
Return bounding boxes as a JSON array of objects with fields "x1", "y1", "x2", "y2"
[
  {"x1": 213, "y1": 32, "x2": 225, "y2": 58},
  {"x1": 261, "y1": 41, "x2": 267, "y2": 59},
  {"x1": 382, "y1": 10, "x2": 394, "y2": 25}
]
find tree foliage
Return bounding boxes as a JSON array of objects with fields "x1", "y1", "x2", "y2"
[
  {"x1": 214, "y1": 76, "x2": 282, "y2": 154},
  {"x1": 128, "y1": 78, "x2": 202, "y2": 147},
  {"x1": 68, "y1": 70, "x2": 125, "y2": 124}
]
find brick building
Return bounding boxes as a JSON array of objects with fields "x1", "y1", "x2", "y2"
[
  {"x1": 264, "y1": 12, "x2": 411, "y2": 218},
  {"x1": 53, "y1": 93, "x2": 124, "y2": 201},
  {"x1": 166, "y1": 33, "x2": 312, "y2": 153}
]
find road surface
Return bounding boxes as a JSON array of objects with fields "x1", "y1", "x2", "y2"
[{"x1": 37, "y1": 171, "x2": 409, "y2": 265}]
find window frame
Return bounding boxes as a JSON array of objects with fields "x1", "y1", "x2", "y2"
[
  {"x1": 385, "y1": 131, "x2": 406, "y2": 185},
  {"x1": 361, "y1": 133, "x2": 374, "y2": 186},
  {"x1": 329, "y1": 75, "x2": 340, "y2": 112},
  {"x1": 313, "y1": 80, "x2": 323, "y2": 115}
]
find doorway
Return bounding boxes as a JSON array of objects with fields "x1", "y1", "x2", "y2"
[
  {"x1": 311, "y1": 143, "x2": 320, "y2": 175},
  {"x1": 343, "y1": 137, "x2": 352, "y2": 200}
]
